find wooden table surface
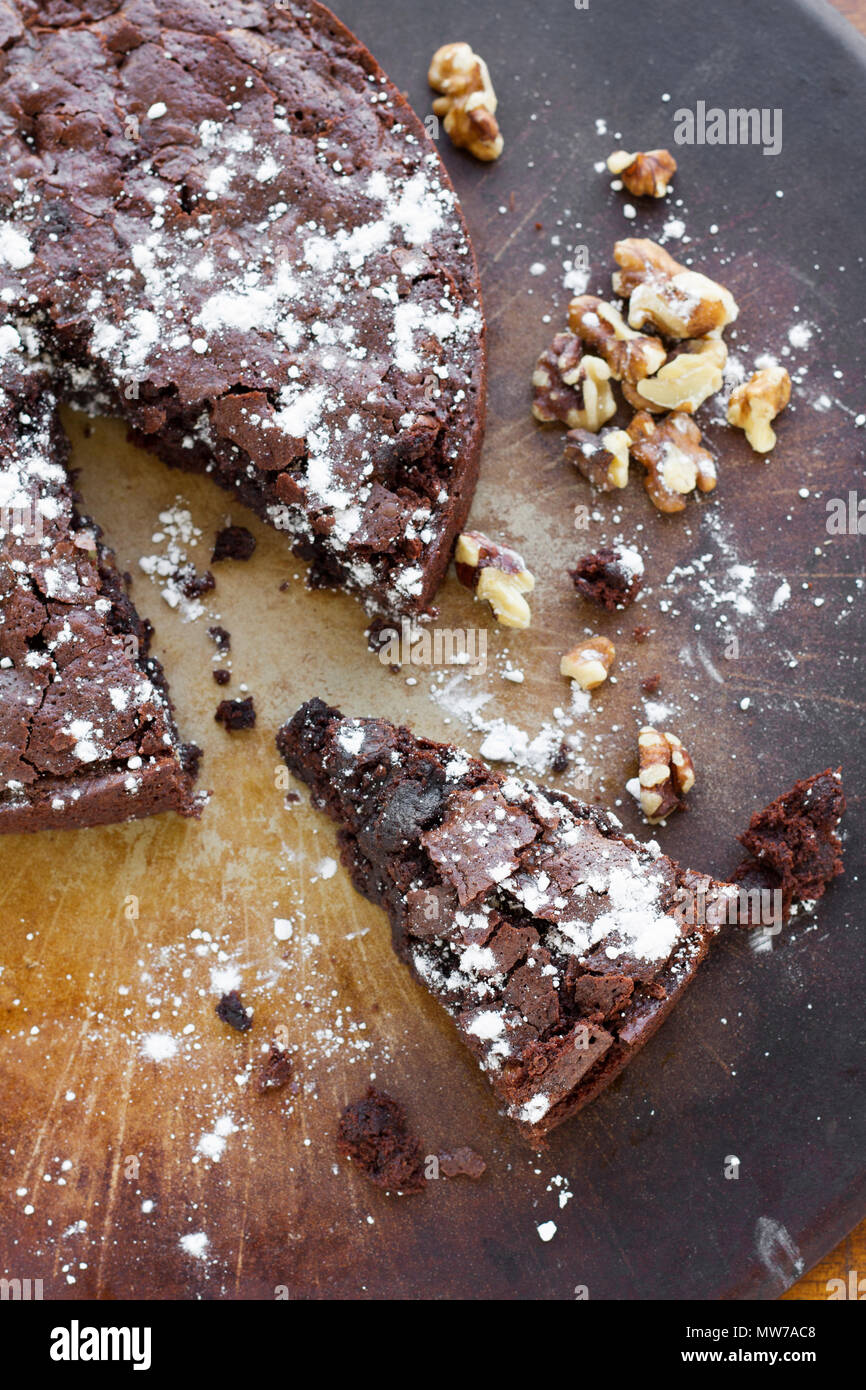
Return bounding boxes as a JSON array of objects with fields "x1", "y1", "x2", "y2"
[
  {"x1": 830, "y1": 0, "x2": 865, "y2": 36},
  {"x1": 1, "y1": 0, "x2": 863, "y2": 1304},
  {"x1": 783, "y1": 0, "x2": 866, "y2": 1306}
]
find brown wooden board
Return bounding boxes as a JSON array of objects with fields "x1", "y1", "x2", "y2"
[{"x1": 1, "y1": 0, "x2": 864, "y2": 1300}]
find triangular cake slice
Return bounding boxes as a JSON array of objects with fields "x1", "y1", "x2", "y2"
[
  {"x1": 0, "y1": 360, "x2": 200, "y2": 832},
  {"x1": 277, "y1": 700, "x2": 737, "y2": 1140}
]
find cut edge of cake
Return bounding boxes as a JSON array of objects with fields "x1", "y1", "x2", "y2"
[{"x1": 0, "y1": 367, "x2": 202, "y2": 834}]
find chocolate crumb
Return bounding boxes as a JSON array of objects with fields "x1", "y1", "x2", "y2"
[
  {"x1": 256, "y1": 1043, "x2": 293, "y2": 1092},
  {"x1": 366, "y1": 616, "x2": 396, "y2": 655},
  {"x1": 208, "y1": 624, "x2": 231, "y2": 653},
  {"x1": 215, "y1": 989, "x2": 252, "y2": 1033},
  {"x1": 633, "y1": 625, "x2": 654, "y2": 644},
  {"x1": 438, "y1": 1146, "x2": 486, "y2": 1179},
  {"x1": 337, "y1": 1087, "x2": 426, "y2": 1193},
  {"x1": 570, "y1": 547, "x2": 643, "y2": 610},
  {"x1": 180, "y1": 742, "x2": 203, "y2": 779},
  {"x1": 176, "y1": 565, "x2": 215, "y2": 598},
  {"x1": 640, "y1": 673, "x2": 661, "y2": 694},
  {"x1": 215, "y1": 696, "x2": 256, "y2": 731},
  {"x1": 551, "y1": 742, "x2": 570, "y2": 775},
  {"x1": 213, "y1": 669, "x2": 231, "y2": 686},
  {"x1": 212, "y1": 525, "x2": 256, "y2": 562}
]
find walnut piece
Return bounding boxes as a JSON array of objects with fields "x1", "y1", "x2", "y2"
[
  {"x1": 727, "y1": 366, "x2": 792, "y2": 453},
  {"x1": 429, "y1": 41, "x2": 494, "y2": 106},
  {"x1": 635, "y1": 335, "x2": 728, "y2": 413},
  {"x1": 613, "y1": 238, "x2": 738, "y2": 339},
  {"x1": 532, "y1": 332, "x2": 616, "y2": 432},
  {"x1": 606, "y1": 148, "x2": 677, "y2": 198},
  {"x1": 638, "y1": 727, "x2": 695, "y2": 823},
  {"x1": 628, "y1": 411, "x2": 717, "y2": 513},
  {"x1": 429, "y1": 42, "x2": 503, "y2": 161},
  {"x1": 560, "y1": 635, "x2": 616, "y2": 690},
  {"x1": 567, "y1": 294, "x2": 666, "y2": 384},
  {"x1": 455, "y1": 530, "x2": 534, "y2": 629},
  {"x1": 564, "y1": 426, "x2": 631, "y2": 490}
]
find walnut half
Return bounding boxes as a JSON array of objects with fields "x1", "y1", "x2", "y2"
[
  {"x1": 634, "y1": 335, "x2": 728, "y2": 414},
  {"x1": 727, "y1": 366, "x2": 792, "y2": 453},
  {"x1": 606, "y1": 148, "x2": 677, "y2": 198},
  {"x1": 455, "y1": 530, "x2": 534, "y2": 629},
  {"x1": 532, "y1": 332, "x2": 616, "y2": 432},
  {"x1": 564, "y1": 426, "x2": 631, "y2": 491},
  {"x1": 567, "y1": 294, "x2": 666, "y2": 384},
  {"x1": 613, "y1": 238, "x2": 739, "y2": 339},
  {"x1": 628, "y1": 411, "x2": 717, "y2": 513},
  {"x1": 561, "y1": 635, "x2": 616, "y2": 690},
  {"x1": 638, "y1": 727, "x2": 695, "y2": 823},
  {"x1": 429, "y1": 42, "x2": 503, "y2": 161}
]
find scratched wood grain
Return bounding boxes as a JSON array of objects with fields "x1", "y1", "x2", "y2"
[
  {"x1": 830, "y1": 0, "x2": 866, "y2": 37},
  {"x1": 0, "y1": 0, "x2": 864, "y2": 1300}
]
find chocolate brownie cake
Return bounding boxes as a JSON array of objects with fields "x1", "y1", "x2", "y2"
[
  {"x1": 0, "y1": 0, "x2": 485, "y2": 618},
  {"x1": 0, "y1": 359, "x2": 200, "y2": 831},
  {"x1": 0, "y1": 0, "x2": 486, "y2": 831},
  {"x1": 277, "y1": 700, "x2": 737, "y2": 1141}
]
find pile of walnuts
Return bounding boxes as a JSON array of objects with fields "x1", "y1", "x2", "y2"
[
  {"x1": 532, "y1": 231, "x2": 792, "y2": 512},
  {"x1": 442, "y1": 136, "x2": 797, "y2": 831}
]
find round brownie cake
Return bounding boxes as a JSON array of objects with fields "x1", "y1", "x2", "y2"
[{"x1": 0, "y1": 0, "x2": 486, "y2": 832}]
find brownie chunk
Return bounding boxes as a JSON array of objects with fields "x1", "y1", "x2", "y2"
[
  {"x1": 277, "y1": 700, "x2": 737, "y2": 1141},
  {"x1": 337, "y1": 1088, "x2": 426, "y2": 1193},
  {"x1": 551, "y1": 742, "x2": 570, "y2": 775},
  {"x1": 207, "y1": 626, "x2": 231, "y2": 654},
  {"x1": 734, "y1": 768, "x2": 845, "y2": 922},
  {"x1": 215, "y1": 697, "x2": 256, "y2": 732},
  {"x1": 256, "y1": 1043, "x2": 293, "y2": 1093},
  {"x1": 570, "y1": 546, "x2": 644, "y2": 610},
  {"x1": 215, "y1": 990, "x2": 252, "y2": 1033},
  {"x1": 212, "y1": 526, "x2": 256, "y2": 563}
]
